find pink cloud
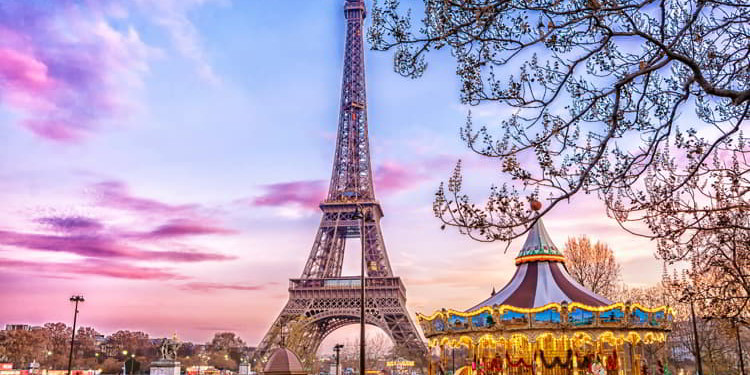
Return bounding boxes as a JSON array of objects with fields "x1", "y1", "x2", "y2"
[
  {"x1": 0, "y1": 258, "x2": 182, "y2": 280},
  {"x1": 133, "y1": 219, "x2": 236, "y2": 239},
  {"x1": 0, "y1": 3, "x2": 153, "y2": 141},
  {"x1": 252, "y1": 180, "x2": 326, "y2": 210},
  {"x1": 374, "y1": 161, "x2": 429, "y2": 194},
  {"x1": 179, "y1": 282, "x2": 275, "y2": 292},
  {"x1": 92, "y1": 181, "x2": 196, "y2": 214},
  {"x1": 0, "y1": 180, "x2": 238, "y2": 277},
  {"x1": 250, "y1": 160, "x2": 441, "y2": 212},
  {"x1": 0, "y1": 229, "x2": 234, "y2": 263}
]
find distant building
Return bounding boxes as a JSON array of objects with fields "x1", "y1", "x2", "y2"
[{"x1": 4, "y1": 324, "x2": 31, "y2": 331}]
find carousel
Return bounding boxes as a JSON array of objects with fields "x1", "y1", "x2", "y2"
[{"x1": 418, "y1": 206, "x2": 674, "y2": 375}]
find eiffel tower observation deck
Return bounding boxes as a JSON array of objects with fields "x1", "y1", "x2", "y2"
[{"x1": 253, "y1": 0, "x2": 426, "y2": 369}]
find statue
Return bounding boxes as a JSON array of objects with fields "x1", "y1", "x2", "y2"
[
  {"x1": 151, "y1": 333, "x2": 182, "y2": 375},
  {"x1": 160, "y1": 334, "x2": 181, "y2": 361}
]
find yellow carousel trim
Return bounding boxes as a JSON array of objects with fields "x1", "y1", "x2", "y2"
[
  {"x1": 515, "y1": 254, "x2": 566, "y2": 265},
  {"x1": 426, "y1": 331, "x2": 667, "y2": 348}
]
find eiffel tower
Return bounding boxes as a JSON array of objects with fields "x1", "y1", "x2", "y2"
[{"x1": 253, "y1": 0, "x2": 426, "y2": 368}]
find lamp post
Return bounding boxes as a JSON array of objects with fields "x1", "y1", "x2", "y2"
[
  {"x1": 355, "y1": 205, "x2": 366, "y2": 375},
  {"x1": 333, "y1": 344, "x2": 344, "y2": 375},
  {"x1": 678, "y1": 288, "x2": 703, "y2": 375},
  {"x1": 68, "y1": 295, "x2": 84, "y2": 375},
  {"x1": 733, "y1": 318, "x2": 746, "y2": 375}
]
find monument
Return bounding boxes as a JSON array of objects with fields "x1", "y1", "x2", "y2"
[
  {"x1": 253, "y1": 0, "x2": 426, "y2": 368},
  {"x1": 150, "y1": 335, "x2": 181, "y2": 375}
]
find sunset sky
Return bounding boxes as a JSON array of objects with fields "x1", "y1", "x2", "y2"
[{"x1": 0, "y1": 0, "x2": 663, "y2": 348}]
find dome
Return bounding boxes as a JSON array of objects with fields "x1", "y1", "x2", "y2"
[
  {"x1": 467, "y1": 217, "x2": 612, "y2": 311},
  {"x1": 263, "y1": 347, "x2": 306, "y2": 375}
]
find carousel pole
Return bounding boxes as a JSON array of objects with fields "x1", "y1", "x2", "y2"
[
  {"x1": 452, "y1": 347, "x2": 455, "y2": 375},
  {"x1": 628, "y1": 343, "x2": 634, "y2": 375}
]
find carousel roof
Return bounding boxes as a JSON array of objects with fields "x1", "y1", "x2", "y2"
[{"x1": 467, "y1": 217, "x2": 612, "y2": 311}]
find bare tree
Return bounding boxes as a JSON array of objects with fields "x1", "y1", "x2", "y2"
[
  {"x1": 641, "y1": 143, "x2": 750, "y2": 320},
  {"x1": 370, "y1": 0, "x2": 750, "y2": 240},
  {"x1": 0, "y1": 329, "x2": 49, "y2": 368},
  {"x1": 43, "y1": 322, "x2": 72, "y2": 369},
  {"x1": 207, "y1": 332, "x2": 246, "y2": 370},
  {"x1": 563, "y1": 236, "x2": 621, "y2": 298},
  {"x1": 613, "y1": 283, "x2": 744, "y2": 373},
  {"x1": 107, "y1": 330, "x2": 151, "y2": 357},
  {"x1": 369, "y1": 0, "x2": 750, "y2": 319},
  {"x1": 339, "y1": 333, "x2": 392, "y2": 371}
]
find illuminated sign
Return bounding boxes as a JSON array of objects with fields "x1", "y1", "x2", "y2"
[{"x1": 386, "y1": 361, "x2": 414, "y2": 367}]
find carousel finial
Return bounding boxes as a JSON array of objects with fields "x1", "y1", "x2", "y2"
[{"x1": 530, "y1": 199, "x2": 542, "y2": 212}]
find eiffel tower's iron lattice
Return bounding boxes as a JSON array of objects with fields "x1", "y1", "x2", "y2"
[{"x1": 254, "y1": 0, "x2": 426, "y2": 368}]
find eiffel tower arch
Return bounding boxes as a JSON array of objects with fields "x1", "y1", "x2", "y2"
[{"x1": 253, "y1": 0, "x2": 426, "y2": 369}]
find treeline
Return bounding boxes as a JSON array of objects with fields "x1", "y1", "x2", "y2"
[{"x1": 0, "y1": 324, "x2": 250, "y2": 374}]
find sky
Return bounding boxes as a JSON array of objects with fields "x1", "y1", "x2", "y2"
[{"x1": 0, "y1": 0, "x2": 664, "y2": 347}]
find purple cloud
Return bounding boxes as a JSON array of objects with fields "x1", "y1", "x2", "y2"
[
  {"x1": 36, "y1": 216, "x2": 103, "y2": 233},
  {"x1": 0, "y1": 230, "x2": 234, "y2": 263},
  {"x1": 250, "y1": 161, "x2": 436, "y2": 212},
  {"x1": 135, "y1": 219, "x2": 236, "y2": 239},
  {"x1": 0, "y1": 258, "x2": 183, "y2": 281},
  {"x1": 252, "y1": 180, "x2": 326, "y2": 210},
  {"x1": 0, "y1": 2, "x2": 152, "y2": 141}
]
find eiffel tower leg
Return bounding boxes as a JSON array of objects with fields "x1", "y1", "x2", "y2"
[
  {"x1": 363, "y1": 212, "x2": 393, "y2": 277},
  {"x1": 381, "y1": 304, "x2": 427, "y2": 359},
  {"x1": 302, "y1": 213, "x2": 348, "y2": 279},
  {"x1": 253, "y1": 297, "x2": 312, "y2": 370}
]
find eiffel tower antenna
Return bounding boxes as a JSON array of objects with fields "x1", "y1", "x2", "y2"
[{"x1": 254, "y1": 0, "x2": 425, "y2": 368}]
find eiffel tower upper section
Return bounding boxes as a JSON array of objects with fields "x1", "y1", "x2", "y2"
[
  {"x1": 326, "y1": 0, "x2": 374, "y2": 203},
  {"x1": 298, "y1": 0, "x2": 393, "y2": 280}
]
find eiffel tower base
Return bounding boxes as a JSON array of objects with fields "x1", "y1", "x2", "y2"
[{"x1": 253, "y1": 277, "x2": 426, "y2": 371}]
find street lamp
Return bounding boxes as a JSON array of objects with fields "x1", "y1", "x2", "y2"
[
  {"x1": 45, "y1": 351, "x2": 52, "y2": 369},
  {"x1": 127, "y1": 354, "x2": 136, "y2": 375},
  {"x1": 333, "y1": 344, "x2": 344, "y2": 375},
  {"x1": 355, "y1": 206, "x2": 369, "y2": 375},
  {"x1": 68, "y1": 295, "x2": 84, "y2": 375},
  {"x1": 733, "y1": 318, "x2": 746, "y2": 375},
  {"x1": 677, "y1": 288, "x2": 703, "y2": 375}
]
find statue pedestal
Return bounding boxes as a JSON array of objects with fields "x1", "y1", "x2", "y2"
[{"x1": 150, "y1": 360, "x2": 180, "y2": 375}]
